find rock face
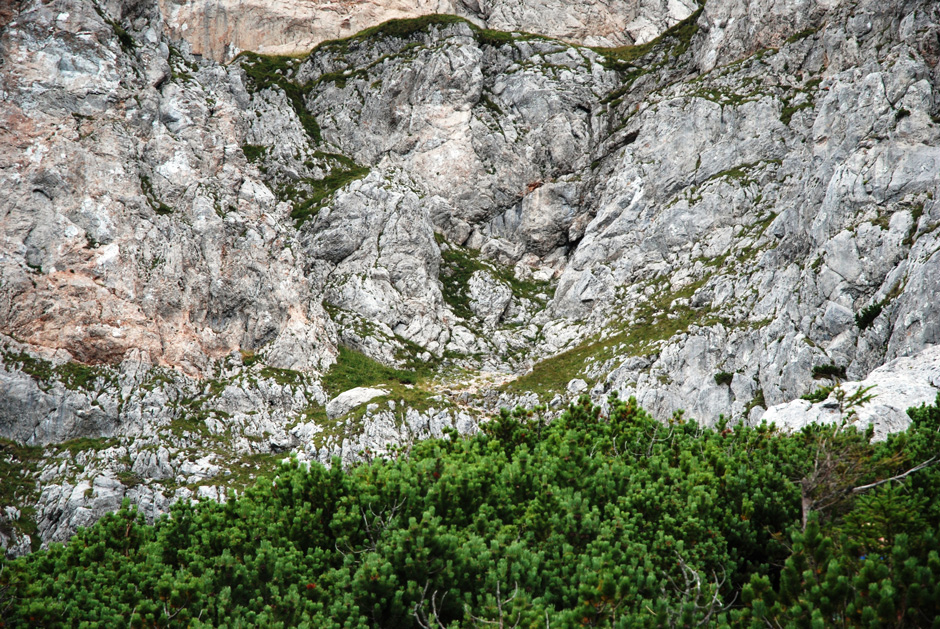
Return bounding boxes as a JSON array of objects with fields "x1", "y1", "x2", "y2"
[
  {"x1": 0, "y1": 0, "x2": 335, "y2": 378},
  {"x1": 158, "y1": 0, "x2": 698, "y2": 61},
  {"x1": 762, "y1": 345, "x2": 940, "y2": 440},
  {"x1": 3, "y1": 0, "x2": 940, "y2": 554}
]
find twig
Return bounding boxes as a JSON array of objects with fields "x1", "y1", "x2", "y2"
[{"x1": 851, "y1": 456, "x2": 937, "y2": 494}]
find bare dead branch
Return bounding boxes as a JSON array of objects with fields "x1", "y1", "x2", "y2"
[{"x1": 851, "y1": 456, "x2": 937, "y2": 494}]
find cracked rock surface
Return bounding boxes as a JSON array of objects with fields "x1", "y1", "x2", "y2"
[{"x1": 2, "y1": 0, "x2": 940, "y2": 553}]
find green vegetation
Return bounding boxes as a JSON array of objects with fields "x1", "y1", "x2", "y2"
[
  {"x1": 594, "y1": 3, "x2": 703, "y2": 69},
  {"x1": 0, "y1": 438, "x2": 42, "y2": 547},
  {"x1": 504, "y1": 275, "x2": 725, "y2": 399},
  {"x1": 238, "y1": 52, "x2": 322, "y2": 143},
  {"x1": 239, "y1": 349, "x2": 262, "y2": 367},
  {"x1": 813, "y1": 363, "x2": 847, "y2": 380},
  {"x1": 139, "y1": 173, "x2": 173, "y2": 216},
  {"x1": 714, "y1": 371, "x2": 734, "y2": 386},
  {"x1": 258, "y1": 366, "x2": 306, "y2": 388},
  {"x1": 312, "y1": 14, "x2": 547, "y2": 57},
  {"x1": 437, "y1": 237, "x2": 551, "y2": 322},
  {"x1": 167, "y1": 45, "x2": 198, "y2": 82},
  {"x1": 778, "y1": 72, "x2": 826, "y2": 126},
  {"x1": 743, "y1": 387, "x2": 766, "y2": 416},
  {"x1": 230, "y1": 54, "x2": 369, "y2": 228},
  {"x1": 2, "y1": 351, "x2": 116, "y2": 393},
  {"x1": 104, "y1": 18, "x2": 136, "y2": 54},
  {"x1": 856, "y1": 300, "x2": 885, "y2": 330},
  {"x1": 478, "y1": 94, "x2": 504, "y2": 116},
  {"x1": 286, "y1": 166, "x2": 370, "y2": 227},
  {"x1": 594, "y1": 2, "x2": 703, "y2": 107},
  {"x1": 318, "y1": 14, "x2": 466, "y2": 53},
  {"x1": 784, "y1": 27, "x2": 819, "y2": 44},
  {"x1": 89, "y1": 5, "x2": 135, "y2": 56},
  {"x1": 4, "y1": 394, "x2": 940, "y2": 626},
  {"x1": 802, "y1": 384, "x2": 835, "y2": 403},
  {"x1": 241, "y1": 144, "x2": 267, "y2": 162},
  {"x1": 438, "y1": 242, "x2": 489, "y2": 321},
  {"x1": 502, "y1": 334, "x2": 610, "y2": 398},
  {"x1": 779, "y1": 100, "x2": 814, "y2": 126},
  {"x1": 903, "y1": 202, "x2": 925, "y2": 247},
  {"x1": 322, "y1": 346, "x2": 421, "y2": 397},
  {"x1": 311, "y1": 151, "x2": 358, "y2": 169},
  {"x1": 53, "y1": 437, "x2": 120, "y2": 455},
  {"x1": 474, "y1": 27, "x2": 518, "y2": 48}
]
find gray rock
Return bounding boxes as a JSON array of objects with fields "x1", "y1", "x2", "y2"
[
  {"x1": 468, "y1": 271, "x2": 514, "y2": 327},
  {"x1": 5, "y1": 0, "x2": 940, "y2": 556},
  {"x1": 762, "y1": 345, "x2": 940, "y2": 440},
  {"x1": 326, "y1": 387, "x2": 390, "y2": 420},
  {"x1": 567, "y1": 378, "x2": 589, "y2": 394}
]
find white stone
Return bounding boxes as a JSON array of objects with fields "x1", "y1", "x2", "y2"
[{"x1": 326, "y1": 387, "x2": 389, "y2": 420}]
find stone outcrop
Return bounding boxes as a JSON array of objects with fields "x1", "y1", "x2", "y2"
[
  {"x1": 326, "y1": 386, "x2": 389, "y2": 419},
  {"x1": 157, "y1": 0, "x2": 698, "y2": 61},
  {"x1": 2, "y1": 0, "x2": 940, "y2": 554},
  {"x1": 762, "y1": 344, "x2": 940, "y2": 440}
]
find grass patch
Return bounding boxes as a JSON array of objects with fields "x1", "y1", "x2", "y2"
[
  {"x1": 287, "y1": 166, "x2": 370, "y2": 227},
  {"x1": 317, "y1": 346, "x2": 445, "y2": 425},
  {"x1": 2, "y1": 351, "x2": 117, "y2": 392},
  {"x1": 478, "y1": 94, "x2": 504, "y2": 115},
  {"x1": 2, "y1": 350, "x2": 54, "y2": 384},
  {"x1": 259, "y1": 366, "x2": 306, "y2": 387},
  {"x1": 168, "y1": 45, "x2": 198, "y2": 82},
  {"x1": 780, "y1": 101, "x2": 814, "y2": 126},
  {"x1": 475, "y1": 27, "x2": 519, "y2": 48},
  {"x1": 312, "y1": 151, "x2": 359, "y2": 169},
  {"x1": 503, "y1": 307, "x2": 716, "y2": 399},
  {"x1": 743, "y1": 388, "x2": 766, "y2": 416},
  {"x1": 313, "y1": 14, "x2": 547, "y2": 56},
  {"x1": 241, "y1": 144, "x2": 266, "y2": 162},
  {"x1": 595, "y1": 4, "x2": 705, "y2": 112},
  {"x1": 785, "y1": 27, "x2": 819, "y2": 44},
  {"x1": 501, "y1": 334, "x2": 610, "y2": 398},
  {"x1": 593, "y1": 3, "x2": 703, "y2": 69},
  {"x1": 343, "y1": 14, "x2": 466, "y2": 45},
  {"x1": 322, "y1": 346, "x2": 422, "y2": 397},
  {"x1": 239, "y1": 350, "x2": 262, "y2": 367},
  {"x1": 503, "y1": 275, "x2": 723, "y2": 400},
  {"x1": 105, "y1": 19, "x2": 136, "y2": 55},
  {"x1": 706, "y1": 162, "x2": 762, "y2": 185},
  {"x1": 166, "y1": 414, "x2": 214, "y2": 439},
  {"x1": 903, "y1": 202, "x2": 924, "y2": 247},
  {"x1": 57, "y1": 362, "x2": 118, "y2": 392},
  {"x1": 439, "y1": 243, "x2": 491, "y2": 320},
  {"x1": 222, "y1": 452, "x2": 291, "y2": 492},
  {"x1": 54, "y1": 437, "x2": 120, "y2": 455},
  {"x1": 115, "y1": 471, "x2": 143, "y2": 488}
]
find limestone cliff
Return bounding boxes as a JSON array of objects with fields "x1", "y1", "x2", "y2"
[
  {"x1": 1, "y1": 0, "x2": 939, "y2": 554},
  {"x1": 157, "y1": 0, "x2": 698, "y2": 61}
]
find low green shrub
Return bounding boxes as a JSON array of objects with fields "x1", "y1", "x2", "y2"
[
  {"x1": 812, "y1": 363, "x2": 847, "y2": 380},
  {"x1": 5, "y1": 394, "x2": 938, "y2": 626},
  {"x1": 714, "y1": 371, "x2": 734, "y2": 386}
]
